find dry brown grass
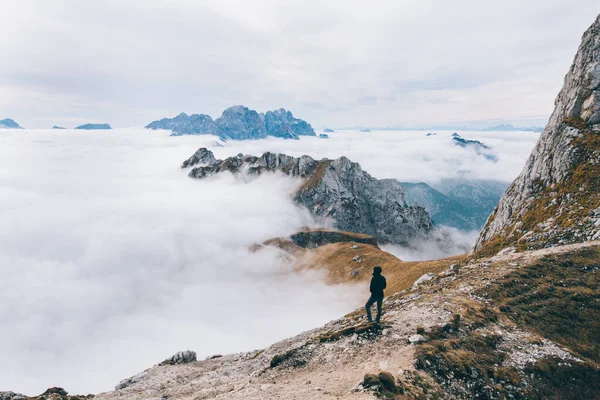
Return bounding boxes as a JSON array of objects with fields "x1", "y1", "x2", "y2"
[{"x1": 295, "y1": 242, "x2": 465, "y2": 295}]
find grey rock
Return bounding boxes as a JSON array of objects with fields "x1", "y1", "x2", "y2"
[
  {"x1": 162, "y1": 350, "x2": 197, "y2": 365},
  {"x1": 0, "y1": 392, "x2": 26, "y2": 400},
  {"x1": 184, "y1": 149, "x2": 441, "y2": 245},
  {"x1": 476, "y1": 15, "x2": 600, "y2": 253},
  {"x1": 115, "y1": 371, "x2": 148, "y2": 390},
  {"x1": 413, "y1": 273, "x2": 436, "y2": 289},
  {"x1": 181, "y1": 148, "x2": 219, "y2": 168},
  {"x1": 408, "y1": 334, "x2": 427, "y2": 344}
]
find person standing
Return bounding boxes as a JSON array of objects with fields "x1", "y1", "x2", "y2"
[{"x1": 365, "y1": 266, "x2": 386, "y2": 323}]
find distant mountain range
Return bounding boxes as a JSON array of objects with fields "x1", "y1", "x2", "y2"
[
  {"x1": 401, "y1": 179, "x2": 509, "y2": 231},
  {"x1": 146, "y1": 106, "x2": 316, "y2": 140},
  {"x1": 0, "y1": 118, "x2": 23, "y2": 129},
  {"x1": 338, "y1": 123, "x2": 544, "y2": 132},
  {"x1": 75, "y1": 123, "x2": 112, "y2": 130}
]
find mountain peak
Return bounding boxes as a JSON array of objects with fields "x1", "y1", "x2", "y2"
[
  {"x1": 475, "y1": 15, "x2": 600, "y2": 256},
  {"x1": 0, "y1": 118, "x2": 23, "y2": 129}
]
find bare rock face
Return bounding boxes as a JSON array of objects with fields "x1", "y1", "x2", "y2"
[
  {"x1": 475, "y1": 15, "x2": 600, "y2": 255},
  {"x1": 182, "y1": 148, "x2": 439, "y2": 246},
  {"x1": 181, "y1": 148, "x2": 219, "y2": 168},
  {"x1": 161, "y1": 350, "x2": 197, "y2": 365}
]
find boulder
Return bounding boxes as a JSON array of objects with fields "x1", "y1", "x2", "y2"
[{"x1": 162, "y1": 350, "x2": 197, "y2": 365}]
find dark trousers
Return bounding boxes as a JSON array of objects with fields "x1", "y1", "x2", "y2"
[{"x1": 365, "y1": 295, "x2": 383, "y2": 323}]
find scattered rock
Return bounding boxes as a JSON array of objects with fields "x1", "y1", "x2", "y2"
[
  {"x1": 115, "y1": 371, "x2": 148, "y2": 390},
  {"x1": 161, "y1": 350, "x2": 197, "y2": 365},
  {"x1": 413, "y1": 273, "x2": 436, "y2": 289},
  {"x1": 408, "y1": 334, "x2": 427, "y2": 344}
]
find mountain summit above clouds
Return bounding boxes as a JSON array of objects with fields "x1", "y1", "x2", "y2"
[
  {"x1": 145, "y1": 106, "x2": 316, "y2": 139},
  {"x1": 0, "y1": 118, "x2": 23, "y2": 129},
  {"x1": 475, "y1": 14, "x2": 600, "y2": 256},
  {"x1": 181, "y1": 148, "x2": 459, "y2": 250}
]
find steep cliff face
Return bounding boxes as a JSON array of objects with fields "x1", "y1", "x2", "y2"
[
  {"x1": 475, "y1": 15, "x2": 600, "y2": 256},
  {"x1": 182, "y1": 148, "x2": 439, "y2": 246}
]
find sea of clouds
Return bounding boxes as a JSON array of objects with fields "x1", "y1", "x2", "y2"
[{"x1": 0, "y1": 127, "x2": 538, "y2": 394}]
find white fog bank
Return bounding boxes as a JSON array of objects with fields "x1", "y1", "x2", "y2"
[{"x1": 0, "y1": 128, "x2": 537, "y2": 394}]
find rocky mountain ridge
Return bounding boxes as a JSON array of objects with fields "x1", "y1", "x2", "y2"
[
  {"x1": 401, "y1": 179, "x2": 508, "y2": 231},
  {"x1": 146, "y1": 106, "x2": 316, "y2": 139},
  {"x1": 475, "y1": 14, "x2": 600, "y2": 256},
  {"x1": 181, "y1": 148, "x2": 453, "y2": 248}
]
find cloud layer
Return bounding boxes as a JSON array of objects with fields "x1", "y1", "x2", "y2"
[
  {"x1": 0, "y1": 128, "x2": 536, "y2": 394},
  {"x1": 2, "y1": 1, "x2": 599, "y2": 128}
]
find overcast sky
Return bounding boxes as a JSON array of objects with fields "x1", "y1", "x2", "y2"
[{"x1": 2, "y1": 0, "x2": 599, "y2": 128}]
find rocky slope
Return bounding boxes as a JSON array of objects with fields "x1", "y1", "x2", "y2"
[
  {"x1": 146, "y1": 106, "x2": 316, "y2": 139},
  {"x1": 475, "y1": 15, "x2": 600, "y2": 256},
  {"x1": 182, "y1": 148, "x2": 447, "y2": 247},
  {"x1": 90, "y1": 240, "x2": 600, "y2": 400}
]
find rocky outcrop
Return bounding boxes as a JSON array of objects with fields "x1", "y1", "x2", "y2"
[
  {"x1": 146, "y1": 113, "x2": 222, "y2": 136},
  {"x1": 475, "y1": 15, "x2": 600, "y2": 256},
  {"x1": 0, "y1": 387, "x2": 92, "y2": 400},
  {"x1": 264, "y1": 108, "x2": 316, "y2": 139},
  {"x1": 0, "y1": 118, "x2": 22, "y2": 129},
  {"x1": 181, "y1": 147, "x2": 219, "y2": 168},
  {"x1": 182, "y1": 148, "x2": 438, "y2": 245},
  {"x1": 452, "y1": 134, "x2": 497, "y2": 161},
  {"x1": 160, "y1": 350, "x2": 197, "y2": 365},
  {"x1": 146, "y1": 107, "x2": 315, "y2": 140},
  {"x1": 75, "y1": 123, "x2": 112, "y2": 130},
  {"x1": 289, "y1": 229, "x2": 378, "y2": 248}
]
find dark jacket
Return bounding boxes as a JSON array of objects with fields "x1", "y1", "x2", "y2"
[{"x1": 369, "y1": 274, "x2": 386, "y2": 298}]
